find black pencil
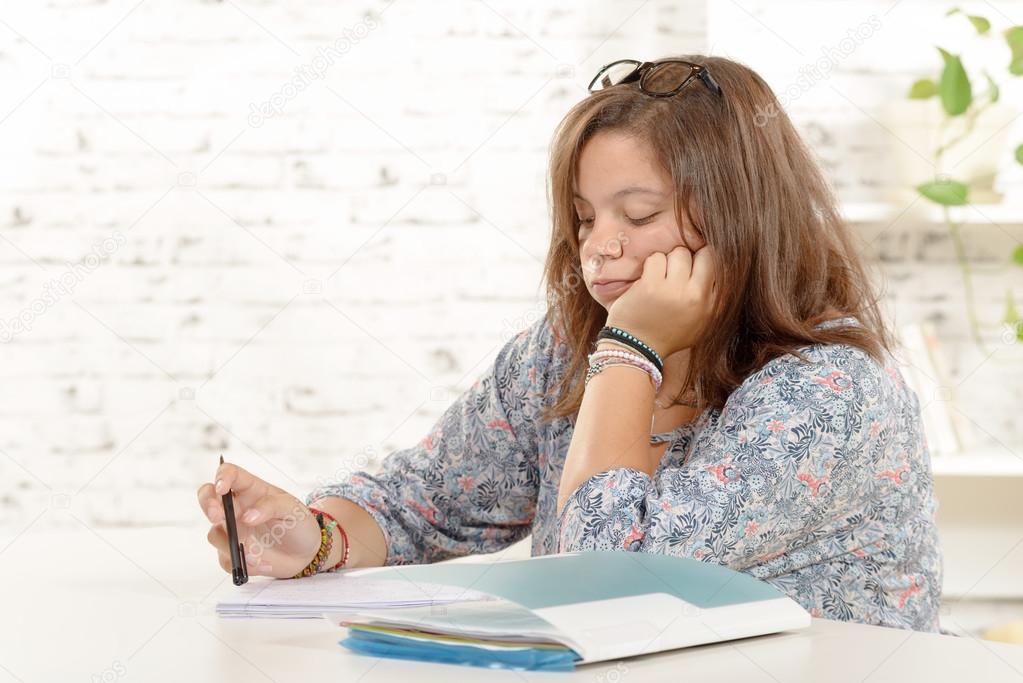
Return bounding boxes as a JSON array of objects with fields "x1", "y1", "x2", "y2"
[{"x1": 220, "y1": 454, "x2": 249, "y2": 585}]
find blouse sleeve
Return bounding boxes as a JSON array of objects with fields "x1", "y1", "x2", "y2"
[
  {"x1": 305, "y1": 313, "x2": 558, "y2": 566},
  {"x1": 556, "y1": 344, "x2": 882, "y2": 574}
]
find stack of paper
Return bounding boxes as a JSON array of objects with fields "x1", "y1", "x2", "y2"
[
  {"x1": 328, "y1": 551, "x2": 811, "y2": 671},
  {"x1": 215, "y1": 552, "x2": 811, "y2": 672},
  {"x1": 329, "y1": 599, "x2": 582, "y2": 672},
  {"x1": 215, "y1": 572, "x2": 497, "y2": 619}
]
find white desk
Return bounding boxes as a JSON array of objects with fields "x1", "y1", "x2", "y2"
[{"x1": 2, "y1": 526, "x2": 1023, "y2": 682}]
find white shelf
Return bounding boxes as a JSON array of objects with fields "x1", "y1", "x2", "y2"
[
  {"x1": 930, "y1": 452, "x2": 1023, "y2": 477},
  {"x1": 842, "y1": 200, "x2": 1023, "y2": 227}
]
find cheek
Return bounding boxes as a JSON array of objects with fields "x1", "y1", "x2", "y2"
[
  {"x1": 634, "y1": 226, "x2": 686, "y2": 254},
  {"x1": 670, "y1": 220, "x2": 705, "y2": 251},
  {"x1": 683, "y1": 228, "x2": 706, "y2": 251}
]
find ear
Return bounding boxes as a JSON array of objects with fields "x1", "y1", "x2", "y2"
[
  {"x1": 680, "y1": 224, "x2": 706, "y2": 252},
  {"x1": 674, "y1": 196, "x2": 707, "y2": 252}
]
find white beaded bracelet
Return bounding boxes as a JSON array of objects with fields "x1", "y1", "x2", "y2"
[
  {"x1": 588, "y1": 348, "x2": 664, "y2": 380},
  {"x1": 586, "y1": 358, "x2": 662, "y2": 392},
  {"x1": 586, "y1": 349, "x2": 663, "y2": 391}
]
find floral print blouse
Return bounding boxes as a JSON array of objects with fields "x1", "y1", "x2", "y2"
[{"x1": 305, "y1": 313, "x2": 944, "y2": 633}]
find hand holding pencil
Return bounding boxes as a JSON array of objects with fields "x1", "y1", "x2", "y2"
[{"x1": 197, "y1": 458, "x2": 322, "y2": 580}]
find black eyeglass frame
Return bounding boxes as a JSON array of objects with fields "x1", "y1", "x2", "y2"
[{"x1": 587, "y1": 58, "x2": 723, "y2": 98}]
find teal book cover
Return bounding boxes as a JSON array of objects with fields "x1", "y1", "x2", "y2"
[{"x1": 337, "y1": 550, "x2": 811, "y2": 666}]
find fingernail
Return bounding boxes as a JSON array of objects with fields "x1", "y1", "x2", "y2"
[
  {"x1": 243, "y1": 509, "x2": 259, "y2": 524},
  {"x1": 214, "y1": 479, "x2": 225, "y2": 494}
]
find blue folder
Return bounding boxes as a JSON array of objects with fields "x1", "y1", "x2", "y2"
[{"x1": 331, "y1": 550, "x2": 811, "y2": 671}]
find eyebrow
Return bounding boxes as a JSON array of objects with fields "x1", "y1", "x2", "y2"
[{"x1": 572, "y1": 186, "x2": 666, "y2": 201}]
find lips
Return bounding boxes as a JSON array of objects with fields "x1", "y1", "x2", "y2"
[{"x1": 592, "y1": 279, "x2": 636, "y2": 296}]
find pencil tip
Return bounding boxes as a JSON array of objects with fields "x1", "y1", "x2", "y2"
[{"x1": 219, "y1": 454, "x2": 224, "y2": 465}]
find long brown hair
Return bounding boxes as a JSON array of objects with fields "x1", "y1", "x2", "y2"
[{"x1": 540, "y1": 54, "x2": 896, "y2": 423}]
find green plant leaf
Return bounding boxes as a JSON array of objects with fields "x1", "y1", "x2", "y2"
[
  {"x1": 1002, "y1": 290, "x2": 1018, "y2": 321},
  {"x1": 1007, "y1": 27, "x2": 1023, "y2": 74},
  {"x1": 946, "y1": 7, "x2": 961, "y2": 16},
  {"x1": 1016, "y1": 144, "x2": 1023, "y2": 166},
  {"x1": 1013, "y1": 244, "x2": 1023, "y2": 266},
  {"x1": 1007, "y1": 26, "x2": 1023, "y2": 50},
  {"x1": 909, "y1": 78, "x2": 938, "y2": 98},
  {"x1": 1004, "y1": 292, "x2": 1023, "y2": 341},
  {"x1": 967, "y1": 15, "x2": 991, "y2": 34},
  {"x1": 937, "y1": 48, "x2": 972, "y2": 115},
  {"x1": 984, "y1": 71, "x2": 1000, "y2": 103},
  {"x1": 916, "y1": 178, "x2": 969, "y2": 205}
]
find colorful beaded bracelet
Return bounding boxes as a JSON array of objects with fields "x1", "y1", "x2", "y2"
[
  {"x1": 292, "y1": 511, "x2": 335, "y2": 578},
  {"x1": 311, "y1": 506, "x2": 351, "y2": 572}
]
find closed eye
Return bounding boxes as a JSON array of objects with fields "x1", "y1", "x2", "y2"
[
  {"x1": 577, "y1": 213, "x2": 659, "y2": 228},
  {"x1": 628, "y1": 212, "x2": 661, "y2": 226}
]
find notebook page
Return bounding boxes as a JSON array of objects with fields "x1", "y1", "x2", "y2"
[{"x1": 216, "y1": 572, "x2": 497, "y2": 612}]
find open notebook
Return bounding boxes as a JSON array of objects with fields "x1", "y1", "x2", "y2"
[
  {"x1": 215, "y1": 572, "x2": 497, "y2": 618},
  {"x1": 329, "y1": 550, "x2": 812, "y2": 670}
]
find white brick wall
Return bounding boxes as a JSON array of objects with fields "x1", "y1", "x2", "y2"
[
  {"x1": 2, "y1": 0, "x2": 1022, "y2": 535},
  {"x1": 0, "y1": 0, "x2": 707, "y2": 530}
]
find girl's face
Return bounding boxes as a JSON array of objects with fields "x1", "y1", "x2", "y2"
[{"x1": 574, "y1": 130, "x2": 706, "y2": 311}]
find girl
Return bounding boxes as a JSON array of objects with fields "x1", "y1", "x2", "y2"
[{"x1": 198, "y1": 55, "x2": 943, "y2": 632}]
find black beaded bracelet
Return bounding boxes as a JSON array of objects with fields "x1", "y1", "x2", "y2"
[{"x1": 595, "y1": 326, "x2": 664, "y2": 373}]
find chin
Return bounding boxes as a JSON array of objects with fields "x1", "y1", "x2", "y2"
[{"x1": 588, "y1": 290, "x2": 611, "y2": 308}]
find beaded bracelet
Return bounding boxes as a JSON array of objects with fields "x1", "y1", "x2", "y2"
[
  {"x1": 604, "y1": 325, "x2": 664, "y2": 366},
  {"x1": 586, "y1": 350, "x2": 663, "y2": 392},
  {"x1": 292, "y1": 512, "x2": 335, "y2": 578},
  {"x1": 597, "y1": 326, "x2": 664, "y2": 372},
  {"x1": 595, "y1": 338, "x2": 700, "y2": 408},
  {"x1": 593, "y1": 351, "x2": 662, "y2": 388},
  {"x1": 310, "y1": 506, "x2": 351, "y2": 572},
  {"x1": 593, "y1": 337, "x2": 641, "y2": 355},
  {"x1": 586, "y1": 358, "x2": 662, "y2": 393},
  {"x1": 596, "y1": 326, "x2": 664, "y2": 373},
  {"x1": 588, "y1": 348, "x2": 663, "y2": 384}
]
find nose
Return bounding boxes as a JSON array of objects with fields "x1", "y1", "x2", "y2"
[{"x1": 582, "y1": 218, "x2": 624, "y2": 264}]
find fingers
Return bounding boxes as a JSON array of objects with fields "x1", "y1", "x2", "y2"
[
  {"x1": 208, "y1": 522, "x2": 226, "y2": 548},
  {"x1": 211, "y1": 461, "x2": 274, "y2": 509},
  {"x1": 239, "y1": 492, "x2": 305, "y2": 526},
  {"x1": 665, "y1": 245, "x2": 694, "y2": 288},
  {"x1": 690, "y1": 244, "x2": 717, "y2": 298},
  {"x1": 213, "y1": 461, "x2": 258, "y2": 496},
  {"x1": 207, "y1": 522, "x2": 231, "y2": 572},
  {"x1": 207, "y1": 522, "x2": 273, "y2": 575},
  {"x1": 199, "y1": 461, "x2": 279, "y2": 528},
  {"x1": 641, "y1": 251, "x2": 668, "y2": 280},
  {"x1": 210, "y1": 530, "x2": 258, "y2": 576},
  {"x1": 197, "y1": 483, "x2": 223, "y2": 524}
]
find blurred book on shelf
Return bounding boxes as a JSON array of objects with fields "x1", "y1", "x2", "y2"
[{"x1": 895, "y1": 321, "x2": 972, "y2": 457}]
